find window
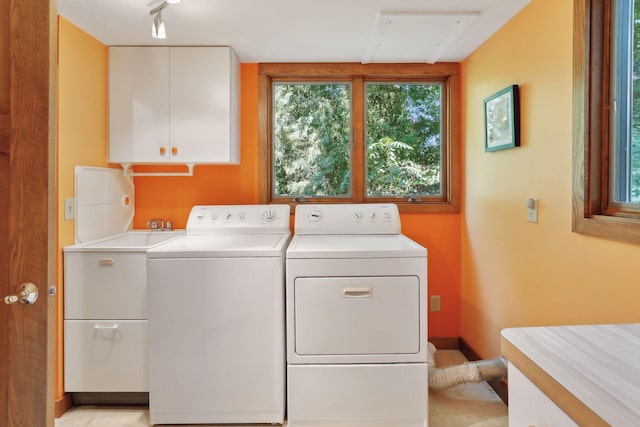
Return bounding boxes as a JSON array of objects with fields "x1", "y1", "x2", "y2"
[
  {"x1": 611, "y1": 0, "x2": 640, "y2": 204},
  {"x1": 573, "y1": 0, "x2": 640, "y2": 243},
  {"x1": 259, "y1": 63, "x2": 460, "y2": 213}
]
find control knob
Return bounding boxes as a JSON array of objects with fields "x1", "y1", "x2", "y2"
[
  {"x1": 307, "y1": 210, "x2": 323, "y2": 222},
  {"x1": 262, "y1": 209, "x2": 277, "y2": 222}
]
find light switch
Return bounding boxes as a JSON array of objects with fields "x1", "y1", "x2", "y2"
[
  {"x1": 525, "y1": 197, "x2": 538, "y2": 223},
  {"x1": 64, "y1": 197, "x2": 75, "y2": 220}
]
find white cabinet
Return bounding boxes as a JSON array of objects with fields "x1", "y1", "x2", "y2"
[
  {"x1": 508, "y1": 364, "x2": 578, "y2": 427},
  {"x1": 64, "y1": 250, "x2": 149, "y2": 392},
  {"x1": 64, "y1": 251, "x2": 147, "y2": 319},
  {"x1": 109, "y1": 47, "x2": 170, "y2": 163},
  {"x1": 64, "y1": 320, "x2": 148, "y2": 392},
  {"x1": 109, "y1": 46, "x2": 239, "y2": 166}
]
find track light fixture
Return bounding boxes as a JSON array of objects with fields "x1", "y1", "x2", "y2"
[
  {"x1": 150, "y1": 0, "x2": 181, "y2": 39},
  {"x1": 152, "y1": 11, "x2": 166, "y2": 39}
]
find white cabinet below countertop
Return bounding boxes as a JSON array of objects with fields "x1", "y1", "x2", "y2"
[
  {"x1": 508, "y1": 364, "x2": 577, "y2": 427},
  {"x1": 63, "y1": 231, "x2": 184, "y2": 394},
  {"x1": 64, "y1": 248, "x2": 150, "y2": 392},
  {"x1": 108, "y1": 46, "x2": 239, "y2": 166},
  {"x1": 64, "y1": 320, "x2": 148, "y2": 392},
  {"x1": 502, "y1": 324, "x2": 640, "y2": 427}
]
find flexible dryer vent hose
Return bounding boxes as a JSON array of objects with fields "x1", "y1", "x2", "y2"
[{"x1": 427, "y1": 342, "x2": 508, "y2": 390}]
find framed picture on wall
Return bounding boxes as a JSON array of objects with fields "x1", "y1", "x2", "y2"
[{"x1": 483, "y1": 85, "x2": 520, "y2": 152}]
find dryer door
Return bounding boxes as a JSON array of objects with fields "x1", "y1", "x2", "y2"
[{"x1": 294, "y1": 276, "x2": 420, "y2": 357}]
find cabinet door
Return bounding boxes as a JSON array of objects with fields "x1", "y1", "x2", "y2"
[
  {"x1": 109, "y1": 47, "x2": 171, "y2": 163},
  {"x1": 508, "y1": 364, "x2": 578, "y2": 427},
  {"x1": 64, "y1": 251, "x2": 147, "y2": 319},
  {"x1": 170, "y1": 47, "x2": 240, "y2": 164},
  {"x1": 64, "y1": 320, "x2": 148, "y2": 392}
]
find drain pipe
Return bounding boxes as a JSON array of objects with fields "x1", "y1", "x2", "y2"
[{"x1": 427, "y1": 342, "x2": 508, "y2": 390}]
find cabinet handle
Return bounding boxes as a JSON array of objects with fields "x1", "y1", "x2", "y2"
[
  {"x1": 94, "y1": 324, "x2": 118, "y2": 330},
  {"x1": 98, "y1": 258, "x2": 114, "y2": 267},
  {"x1": 171, "y1": 146, "x2": 178, "y2": 155},
  {"x1": 159, "y1": 146, "x2": 167, "y2": 155}
]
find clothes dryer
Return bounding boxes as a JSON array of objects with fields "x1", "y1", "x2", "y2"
[
  {"x1": 286, "y1": 204, "x2": 428, "y2": 427},
  {"x1": 147, "y1": 205, "x2": 290, "y2": 425}
]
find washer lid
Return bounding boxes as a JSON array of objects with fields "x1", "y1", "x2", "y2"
[
  {"x1": 147, "y1": 232, "x2": 291, "y2": 258},
  {"x1": 286, "y1": 234, "x2": 426, "y2": 259}
]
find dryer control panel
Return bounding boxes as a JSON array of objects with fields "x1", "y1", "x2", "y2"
[
  {"x1": 294, "y1": 204, "x2": 400, "y2": 235},
  {"x1": 186, "y1": 204, "x2": 290, "y2": 233}
]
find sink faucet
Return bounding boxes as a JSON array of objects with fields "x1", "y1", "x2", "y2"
[{"x1": 146, "y1": 218, "x2": 165, "y2": 231}]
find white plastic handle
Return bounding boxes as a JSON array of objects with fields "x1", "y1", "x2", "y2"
[
  {"x1": 342, "y1": 286, "x2": 373, "y2": 298},
  {"x1": 94, "y1": 324, "x2": 118, "y2": 330}
]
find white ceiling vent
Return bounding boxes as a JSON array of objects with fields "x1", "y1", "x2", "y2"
[{"x1": 363, "y1": 11, "x2": 480, "y2": 64}]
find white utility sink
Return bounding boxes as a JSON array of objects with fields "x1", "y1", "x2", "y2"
[{"x1": 67, "y1": 231, "x2": 184, "y2": 252}]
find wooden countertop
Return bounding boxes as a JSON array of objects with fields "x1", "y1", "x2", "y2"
[{"x1": 501, "y1": 324, "x2": 640, "y2": 427}]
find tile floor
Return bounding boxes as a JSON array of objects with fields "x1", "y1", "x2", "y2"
[
  {"x1": 55, "y1": 350, "x2": 507, "y2": 427},
  {"x1": 429, "y1": 350, "x2": 508, "y2": 427}
]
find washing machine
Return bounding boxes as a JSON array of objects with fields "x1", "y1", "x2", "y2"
[
  {"x1": 146, "y1": 204, "x2": 291, "y2": 425},
  {"x1": 286, "y1": 204, "x2": 428, "y2": 427}
]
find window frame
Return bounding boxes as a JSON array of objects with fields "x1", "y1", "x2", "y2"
[
  {"x1": 258, "y1": 63, "x2": 460, "y2": 213},
  {"x1": 573, "y1": 0, "x2": 640, "y2": 243}
]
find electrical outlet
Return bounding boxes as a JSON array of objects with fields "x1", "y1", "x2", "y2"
[
  {"x1": 64, "y1": 197, "x2": 75, "y2": 220},
  {"x1": 430, "y1": 295, "x2": 441, "y2": 312}
]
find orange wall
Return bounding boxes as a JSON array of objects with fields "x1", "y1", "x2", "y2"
[
  {"x1": 402, "y1": 213, "x2": 460, "y2": 338},
  {"x1": 57, "y1": 17, "x2": 109, "y2": 400},
  {"x1": 460, "y1": 0, "x2": 640, "y2": 359}
]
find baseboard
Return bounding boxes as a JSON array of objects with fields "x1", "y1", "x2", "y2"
[
  {"x1": 55, "y1": 393, "x2": 73, "y2": 418},
  {"x1": 72, "y1": 392, "x2": 149, "y2": 405},
  {"x1": 459, "y1": 337, "x2": 509, "y2": 405}
]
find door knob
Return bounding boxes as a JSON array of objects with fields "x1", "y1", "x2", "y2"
[{"x1": 4, "y1": 282, "x2": 39, "y2": 305}]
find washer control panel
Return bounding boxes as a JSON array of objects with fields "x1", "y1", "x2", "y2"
[
  {"x1": 186, "y1": 205, "x2": 290, "y2": 233},
  {"x1": 295, "y1": 204, "x2": 400, "y2": 235}
]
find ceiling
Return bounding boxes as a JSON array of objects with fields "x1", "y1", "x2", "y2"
[{"x1": 57, "y1": 0, "x2": 531, "y2": 63}]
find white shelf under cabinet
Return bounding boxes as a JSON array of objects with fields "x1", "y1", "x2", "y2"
[{"x1": 108, "y1": 46, "x2": 240, "y2": 167}]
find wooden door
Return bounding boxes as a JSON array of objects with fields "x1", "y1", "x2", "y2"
[{"x1": 0, "y1": 1, "x2": 56, "y2": 426}]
